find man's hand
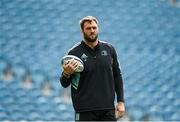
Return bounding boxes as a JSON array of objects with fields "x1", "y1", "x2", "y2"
[
  {"x1": 115, "y1": 101, "x2": 125, "y2": 119},
  {"x1": 63, "y1": 59, "x2": 78, "y2": 78}
]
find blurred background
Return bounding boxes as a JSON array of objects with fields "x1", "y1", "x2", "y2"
[{"x1": 0, "y1": 0, "x2": 180, "y2": 121}]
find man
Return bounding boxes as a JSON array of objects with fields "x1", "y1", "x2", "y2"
[{"x1": 60, "y1": 16, "x2": 125, "y2": 121}]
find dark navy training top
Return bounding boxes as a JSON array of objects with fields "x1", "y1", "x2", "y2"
[{"x1": 60, "y1": 40, "x2": 124, "y2": 112}]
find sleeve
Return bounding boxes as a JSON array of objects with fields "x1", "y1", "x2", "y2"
[
  {"x1": 111, "y1": 46, "x2": 125, "y2": 102},
  {"x1": 60, "y1": 72, "x2": 71, "y2": 88},
  {"x1": 59, "y1": 49, "x2": 73, "y2": 88}
]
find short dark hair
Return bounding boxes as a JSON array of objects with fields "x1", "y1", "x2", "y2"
[{"x1": 79, "y1": 16, "x2": 98, "y2": 30}]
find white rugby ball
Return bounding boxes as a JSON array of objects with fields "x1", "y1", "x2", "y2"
[{"x1": 61, "y1": 55, "x2": 84, "y2": 72}]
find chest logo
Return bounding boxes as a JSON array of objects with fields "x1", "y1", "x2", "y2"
[
  {"x1": 101, "y1": 50, "x2": 108, "y2": 56},
  {"x1": 81, "y1": 53, "x2": 88, "y2": 62}
]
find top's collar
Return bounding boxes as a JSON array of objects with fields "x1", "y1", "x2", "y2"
[{"x1": 81, "y1": 40, "x2": 100, "y2": 51}]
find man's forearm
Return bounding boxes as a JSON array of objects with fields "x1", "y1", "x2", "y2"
[{"x1": 60, "y1": 73, "x2": 71, "y2": 88}]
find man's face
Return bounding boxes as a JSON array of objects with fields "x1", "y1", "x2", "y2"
[{"x1": 82, "y1": 21, "x2": 99, "y2": 42}]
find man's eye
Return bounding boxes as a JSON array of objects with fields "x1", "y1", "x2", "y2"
[{"x1": 86, "y1": 27, "x2": 97, "y2": 30}]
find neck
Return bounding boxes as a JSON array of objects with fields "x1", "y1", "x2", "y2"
[{"x1": 84, "y1": 40, "x2": 98, "y2": 49}]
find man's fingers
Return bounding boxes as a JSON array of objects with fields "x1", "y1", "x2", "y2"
[
  {"x1": 63, "y1": 60, "x2": 79, "y2": 75},
  {"x1": 115, "y1": 102, "x2": 125, "y2": 119},
  {"x1": 72, "y1": 61, "x2": 78, "y2": 67},
  {"x1": 115, "y1": 110, "x2": 125, "y2": 119},
  {"x1": 64, "y1": 60, "x2": 70, "y2": 65}
]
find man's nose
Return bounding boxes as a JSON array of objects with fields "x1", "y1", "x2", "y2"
[{"x1": 90, "y1": 28, "x2": 95, "y2": 32}]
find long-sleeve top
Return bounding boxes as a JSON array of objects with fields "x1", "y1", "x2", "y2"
[{"x1": 60, "y1": 40, "x2": 124, "y2": 112}]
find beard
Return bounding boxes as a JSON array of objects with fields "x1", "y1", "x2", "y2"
[{"x1": 83, "y1": 32, "x2": 98, "y2": 42}]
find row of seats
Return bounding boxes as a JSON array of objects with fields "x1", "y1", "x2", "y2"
[{"x1": 0, "y1": 72, "x2": 74, "y2": 120}]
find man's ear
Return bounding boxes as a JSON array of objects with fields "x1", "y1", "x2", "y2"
[{"x1": 80, "y1": 28, "x2": 83, "y2": 33}]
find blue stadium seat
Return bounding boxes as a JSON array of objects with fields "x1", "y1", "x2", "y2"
[
  {"x1": 27, "y1": 112, "x2": 41, "y2": 121},
  {"x1": 0, "y1": 112, "x2": 8, "y2": 121},
  {"x1": 0, "y1": 59, "x2": 8, "y2": 75}
]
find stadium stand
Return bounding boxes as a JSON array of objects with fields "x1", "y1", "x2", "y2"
[{"x1": 0, "y1": 0, "x2": 179, "y2": 121}]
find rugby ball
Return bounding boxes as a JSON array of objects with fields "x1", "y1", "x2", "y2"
[{"x1": 61, "y1": 55, "x2": 84, "y2": 72}]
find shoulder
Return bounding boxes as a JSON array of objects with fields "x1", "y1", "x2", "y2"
[
  {"x1": 99, "y1": 40, "x2": 117, "y2": 56},
  {"x1": 66, "y1": 41, "x2": 82, "y2": 55},
  {"x1": 99, "y1": 40, "x2": 114, "y2": 49}
]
